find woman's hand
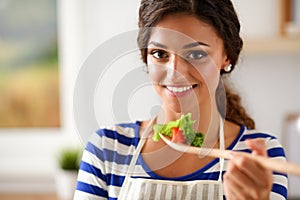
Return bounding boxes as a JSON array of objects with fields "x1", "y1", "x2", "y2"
[{"x1": 223, "y1": 139, "x2": 273, "y2": 200}]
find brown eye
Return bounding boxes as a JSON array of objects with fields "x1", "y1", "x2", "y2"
[{"x1": 151, "y1": 50, "x2": 169, "y2": 59}]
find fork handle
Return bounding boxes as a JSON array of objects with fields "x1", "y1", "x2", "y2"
[{"x1": 200, "y1": 148, "x2": 300, "y2": 176}]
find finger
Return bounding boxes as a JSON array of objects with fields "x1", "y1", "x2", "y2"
[
  {"x1": 225, "y1": 161, "x2": 259, "y2": 199},
  {"x1": 223, "y1": 173, "x2": 245, "y2": 200},
  {"x1": 246, "y1": 138, "x2": 267, "y2": 157},
  {"x1": 246, "y1": 138, "x2": 273, "y2": 187},
  {"x1": 224, "y1": 176, "x2": 244, "y2": 200},
  {"x1": 229, "y1": 152, "x2": 269, "y2": 186}
]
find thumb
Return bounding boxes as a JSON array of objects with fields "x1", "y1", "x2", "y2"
[{"x1": 246, "y1": 138, "x2": 268, "y2": 157}]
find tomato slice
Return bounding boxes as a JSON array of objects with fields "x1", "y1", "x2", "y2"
[{"x1": 171, "y1": 127, "x2": 185, "y2": 143}]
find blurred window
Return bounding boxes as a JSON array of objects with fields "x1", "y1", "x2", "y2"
[{"x1": 0, "y1": 0, "x2": 60, "y2": 127}]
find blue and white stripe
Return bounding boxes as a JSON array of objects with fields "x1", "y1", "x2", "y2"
[{"x1": 74, "y1": 122, "x2": 288, "y2": 199}]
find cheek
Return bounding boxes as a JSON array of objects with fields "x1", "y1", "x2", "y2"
[
  {"x1": 147, "y1": 63, "x2": 167, "y2": 83},
  {"x1": 191, "y1": 61, "x2": 221, "y2": 90},
  {"x1": 147, "y1": 56, "x2": 167, "y2": 83}
]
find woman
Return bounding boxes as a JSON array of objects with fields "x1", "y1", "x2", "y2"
[{"x1": 74, "y1": 0, "x2": 288, "y2": 199}]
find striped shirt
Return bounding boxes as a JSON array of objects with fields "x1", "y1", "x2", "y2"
[{"x1": 74, "y1": 121, "x2": 288, "y2": 199}]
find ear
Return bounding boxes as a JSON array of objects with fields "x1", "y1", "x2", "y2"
[{"x1": 221, "y1": 56, "x2": 231, "y2": 70}]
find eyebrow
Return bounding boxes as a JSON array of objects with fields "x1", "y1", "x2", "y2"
[
  {"x1": 148, "y1": 41, "x2": 209, "y2": 49},
  {"x1": 182, "y1": 41, "x2": 209, "y2": 49},
  {"x1": 148, "y1": 41, "x2": 168, "y2": 49}
]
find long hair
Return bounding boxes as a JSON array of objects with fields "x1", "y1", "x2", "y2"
[{"x1": 137, "y1": 0, "x2": 255, "y2": 129}]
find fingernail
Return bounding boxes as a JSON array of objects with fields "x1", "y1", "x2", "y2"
[
  {"x1": 246, "y1": 139, "x2": 265, "y2": 151},
  {"x1": 253, "y1": 140, "x2": 265, "y2": 151},
  {"x1": 228, "y1": 152, "x2": 235, "y2": 160}
]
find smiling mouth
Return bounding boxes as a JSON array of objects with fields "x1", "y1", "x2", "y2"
[{"x1": 164, "y1": 84, "x2": 198, "y2": 93}]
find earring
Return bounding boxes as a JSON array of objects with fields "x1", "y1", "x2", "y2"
[{"x1": 224, "y1": 64, "x2": 232, "y2": 72}]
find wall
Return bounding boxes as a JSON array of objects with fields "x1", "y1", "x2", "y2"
[
  {"x1": 232, "y1": 0, "x2": 280, "y2": 38},
  {"x1": 231, "y1": 0, "x2": 300, "y2": 140},
  {"x1": 231, "y1": 54, "x2": 300, "y2": 140}
]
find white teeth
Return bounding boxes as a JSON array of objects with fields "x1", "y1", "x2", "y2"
[{"x1": 166, "y1": 85, "x2": 193, "y2": 93}]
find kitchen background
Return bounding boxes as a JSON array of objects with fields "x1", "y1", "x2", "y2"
[{"x1": 0, "y1": 0, "x2": 299, "y2": 199}]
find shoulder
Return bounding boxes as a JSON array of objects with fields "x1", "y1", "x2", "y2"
[
  {"x1": 96, "y1": 121, "x2": 140, "y2": 139},
  {"x1": 242, "y1": 129, "x2": 283, "y2": 150},
  {"x1": 233, "y1": 127, "x2": 286, "y2": 158},
  {"x1": 76, "y1": 122, "x2": 141, "y2": 199},
  {"x1": 82, "y1": 121, "x2": 141, "y2": 163},
  {"x1": 81, "y1": 121, "x2": 142, "y2": 168},
  {"x1": 88, "y1": 121, "x2": 141, "y2": 149},
  {"x1": 241, "y1": 128, "x2": 279, "y2": 141}
]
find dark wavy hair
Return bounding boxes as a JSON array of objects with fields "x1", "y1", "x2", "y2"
[{"x1": 137, "y1": 0, "x2": 255, "y2": 129}]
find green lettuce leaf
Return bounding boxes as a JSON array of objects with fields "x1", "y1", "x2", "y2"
[
  {"x1": 152, "y1": 113, "x2": 204, "y2": 147},
  {"x1": 152, "y1": 118, "x2": 180, "y2": 141}
]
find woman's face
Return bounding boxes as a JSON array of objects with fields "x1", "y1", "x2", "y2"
[{"x1": 147, "y1": 14, "x2": 230, "y2": 114}]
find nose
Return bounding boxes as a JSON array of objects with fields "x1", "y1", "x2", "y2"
[{"x1": 167, "y1": 54, "x2": 188, "y2": 80}]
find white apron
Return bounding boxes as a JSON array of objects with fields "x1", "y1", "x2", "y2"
[{"x1": 118, "y1": 117, "x2": 225, "y2": 200}]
